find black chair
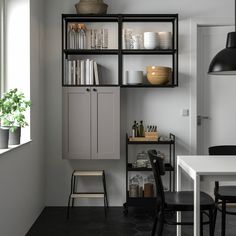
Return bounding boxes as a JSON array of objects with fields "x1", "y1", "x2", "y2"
[
  {"x1": 209, "y1": 145, "x2": 236, "y2": 236},
  {"x1": 148, "y1": 150, "x2": 215, "y2": 236}
]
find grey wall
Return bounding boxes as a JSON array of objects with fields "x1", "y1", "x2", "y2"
[
  {"x1": 0, "y1": 0, "x2": 46, "y2": 235},
  {"x1": 44, "y1": 0, "x2": 234, "y2": 206}
]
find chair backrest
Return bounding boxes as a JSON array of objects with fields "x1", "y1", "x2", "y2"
[
  {"x1": 148, "y1": 150, "x2": 165, "y2": 208},
  {"x1": 209, "y1": 145, "x2": 236, "y2": 155}
]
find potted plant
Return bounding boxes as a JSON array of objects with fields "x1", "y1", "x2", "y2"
[{"x1": 0, "y1": 88, "x2": 31, "y2": 146}]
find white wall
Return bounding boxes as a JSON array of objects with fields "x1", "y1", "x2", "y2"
[
  {"x1": 0, "y1": 0, "x2": 46, "y2": 235},
  {"x1": 44, "y1": 0, "x2": 234, "y2": 206}
]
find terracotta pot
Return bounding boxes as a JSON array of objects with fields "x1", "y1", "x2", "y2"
[{"x1": 75, "y1": 0, "x2": 108, "y2": 14}]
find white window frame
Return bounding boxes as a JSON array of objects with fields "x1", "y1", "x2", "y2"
[{"x1": 0, "y1": 0, "x2": 5, "y2": 95}]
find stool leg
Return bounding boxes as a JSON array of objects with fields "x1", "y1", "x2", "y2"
[
  {"x1": 67, "y1": 172, "x2": 75, "y2": 219},
  {"x1": 72, "y1": 175, "x2": 76, "y2": 208},
  {"x1": 103, "y1": 171, "x2": 109, "y2": 208},
  {"x1": 67, "y1": 195, "x2": 71, "y2": 219}
]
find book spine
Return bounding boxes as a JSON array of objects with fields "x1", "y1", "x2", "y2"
[
  {"x1": 68, "y1": 60, "x2": 72, "y2": 85},
  {"x1": 94, "y1": 61, "x2": 99, "y2": 85},
  {"x1": 86, "y1": 59, "x2": 90, "y2": 85},
  {"x1": 76, "y1": 60, "x2": 80, "y2": 85},
  {"x1": 90, "y1": 60, "x2": 94, "y2": 85},
  {"x1": 81, "y1": 60, "x2": 85, "y2": 85},
  {"x1": 73, "y1": 60, "x2": 76, "y2": 85}
]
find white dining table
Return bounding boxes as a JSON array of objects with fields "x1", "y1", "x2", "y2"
[{"x1": 177, "y1": 155, "x2": 236, "y2": 236}]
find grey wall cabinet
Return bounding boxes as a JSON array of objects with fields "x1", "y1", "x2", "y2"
[{"x1": 63, "y1": 87, "x2": 120, "y2": 160}]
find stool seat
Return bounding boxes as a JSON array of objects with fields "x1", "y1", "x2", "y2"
[
  {"x1": 71, "y1": 193, "x2": 105, "y2": 198},
  {"x1": 73, "y1": 170, "x2": 104, "y2": 176},
  {"x1": 67, "y1": 170, "x2": 108, "y2": 219}
]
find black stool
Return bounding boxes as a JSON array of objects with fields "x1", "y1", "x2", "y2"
[{"x1": 67, "y1": 170, "x2": 109, "y2": 218}]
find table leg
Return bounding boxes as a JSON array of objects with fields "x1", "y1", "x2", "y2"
[
  {"x1": 177, "y1": 160, "x2": 182, "y2": 236},
  {"x1": 194, "y1": 174, "x2": 200, "y2": 236}
]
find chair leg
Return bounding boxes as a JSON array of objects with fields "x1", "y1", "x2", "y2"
[
  {"x1": 221, "y1": 200, "x2": 226, "y2": 236},
  {"x1": 151, "y1": 215, "x2": 158, "y2": 236},
  {"x1": 200, "y1": 211, "x2": 203, "y2": 236},
  {"x1": 156, "y1": 211, "x2": 164, "y2": 236},
  {"x1": 209, "y1": 208, "x2": 214, "y2": 236},
  {"x1": 213, "y1": 198, "x2": 218, "y2": 231}
]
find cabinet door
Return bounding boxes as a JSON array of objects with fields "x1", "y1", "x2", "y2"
[
  {"x1": 63, "y1": 87, "x2": 91, "y2": 159},
  {"x1": 91, "y1": 87, "x2": 120, "y2": 159}
]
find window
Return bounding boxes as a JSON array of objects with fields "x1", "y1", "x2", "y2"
[
  {"x1": 4, "y1": 0, "x2": 30, "y2": 142},
  {"x1": 0, "y1": 0, "x2": 5, "y2": 95}
]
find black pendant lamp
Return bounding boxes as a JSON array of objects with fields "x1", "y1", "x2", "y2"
[{"x1": 208, "y1": 0, "x2": 236, "y2": 75}]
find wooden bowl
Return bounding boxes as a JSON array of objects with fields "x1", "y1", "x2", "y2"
[
  {"x1": 146, "y1": 66, "x2": 171, "y2": 73},
  {"x1": 147, "y1": 72, "x2": 170, "y2": 85}
]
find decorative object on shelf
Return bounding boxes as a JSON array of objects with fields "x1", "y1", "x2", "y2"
[
  {"x1": 144, "y1": 183, "x2": 154, "y2": 197},
  {"x1": 132, "y1": 120, "x2": 137, "y2": 138},
  {"x1": 208, "y1": 0, "x2": 236, "y2": 74},
  {"x1": 136, "y1": 151, "x2": 149, "y2": 168},
  {"x1": 159, "y1": 136, "x2": 172, "y2": 142},
  {"x1": 68, "y1": 23, "x2": 87, "y2": 49},
  {"x1": 123, "y1": 29, "x2": 134, "y2": 49},
  {"x1": 129, "y1": 184, "x2": 139, "y2": 197},
  {"x1": 126, "y1": 71, "x2": 143, "y2": 85},
  {"x1": 90, "y1": 28, "x2": 108, "y2": 49},
  {"x1": 146, "y1": 66, "x2": 171, "y2": 85},
  {"x1": 158, "y1": 31, "x2": 172, "y2": 49},
  {"x1": 75, "y1": 0, "x2": 108, "y2": 15},
  {"x1": 129, "y1": 123, "x2": 158, "y2": 141},
  {"x1": 102, "y1": 28, "x2": 108, "y2": 48},
  {"x1": 138, "y1": 120, "x2": 145, "y2": 137},
  {"x1": 0, "y1": 88, "x2": 31, "y2": 145},
  {"x1": 132, "y1": 34, "x2": 143, "y2": 49},
  {"x1": 144, "y1": 32, "x2": 159, "y2": 49},
  {"x1": 129, "y1": 174, "x2": 144, "y2": 198}
]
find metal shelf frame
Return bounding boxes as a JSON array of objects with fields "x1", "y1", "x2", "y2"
[
  {"x1": 123, "y1": 133, "x2": 176, "y2": 213},
  {"x1": 62, "y1": 14, "x2": 178, "y2": 87}
]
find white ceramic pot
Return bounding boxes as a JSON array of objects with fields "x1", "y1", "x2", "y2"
[
  {"x1": 144, "y1": 32, "x2": 158, "y2": 49},
  {"x1": 127, "y1": 71, "x2": 143, "y2": 84}
]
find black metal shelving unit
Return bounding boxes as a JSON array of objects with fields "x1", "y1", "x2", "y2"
[
  {"x1": 62, "y1": 14, "x2": 178, "y2": 87},
  {"x1": 123, "y1": 133, "x2": 175, "y2": 214}
]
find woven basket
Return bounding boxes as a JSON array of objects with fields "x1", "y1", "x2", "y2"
[{"x1": 75, "y1": 0, "x2": 108, "y2": 14}]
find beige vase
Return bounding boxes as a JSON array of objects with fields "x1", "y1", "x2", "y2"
[{"x1": 75, "y1": 0, "x2": 108, "y2": 14}]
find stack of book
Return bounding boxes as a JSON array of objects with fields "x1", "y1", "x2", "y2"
[{"x1": 64, "y1": 59, "x2": 100, "y2": 85}]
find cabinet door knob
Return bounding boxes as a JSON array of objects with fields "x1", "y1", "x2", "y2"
[
  {"x1": 93, "y1": 88, "x2": 97, "y2": 92},
  {"x1": 86, "y1": 88, "x2": 90, "y2": 92}
]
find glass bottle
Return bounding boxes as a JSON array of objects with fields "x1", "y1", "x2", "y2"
[
  {"x1": 132, "y1": 120, "x2": 137, "y2": 138},
  {"x1": 68, "y1": 23, "x2": 76, "y2": 49},
  {"x1": 80, "y1": 24, "x2": 87, "y2": 49},
  {"x1": 102, "y1": 29, "x2": 108, "y2": 49},
  {"x1": 136, "y1": 122, "x2": 139, "y2": 137},
  {"x1": 139, "y1": 120, "x2": 145, "y2": 137}
]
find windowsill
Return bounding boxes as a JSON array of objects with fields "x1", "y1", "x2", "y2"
[{"x1": 0, "y1": 140, "x2": 32, "y2": 155}]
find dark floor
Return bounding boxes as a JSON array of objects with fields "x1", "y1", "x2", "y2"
[{"x1": 26, "y1": 207, "x2": 236, "y2": 236}]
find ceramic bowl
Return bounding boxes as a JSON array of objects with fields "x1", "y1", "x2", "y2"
[{"x1": 147, "y1": 73, "x2": 169, "y2": 85}]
